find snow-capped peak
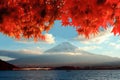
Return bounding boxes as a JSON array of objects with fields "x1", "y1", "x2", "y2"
[{"x1": 45, "y1": 42, "x2": 79, "y2": 53}]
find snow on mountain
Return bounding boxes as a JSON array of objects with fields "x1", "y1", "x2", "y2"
[
  {"x1": 45, "y1": 42, "x2": 84, "y2": 55},
  {"x1": 45, "y1": 42, "x2": 78, "y2": 53},
  {"x1": 44, "y1": 42, "x2": 95, "y2": 55}
]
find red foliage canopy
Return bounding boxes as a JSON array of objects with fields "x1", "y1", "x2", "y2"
[{"x1": 0, "y1": 0, "x2": 120, "y2": 40}]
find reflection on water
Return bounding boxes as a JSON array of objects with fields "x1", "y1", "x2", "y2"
[{"x1": 0, "y1": 70, "x2": 120, "y2": 80}]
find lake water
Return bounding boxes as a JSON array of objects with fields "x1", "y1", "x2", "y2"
[{"x1": 0, "y1": 70, "x2": 120, "y2": 80}]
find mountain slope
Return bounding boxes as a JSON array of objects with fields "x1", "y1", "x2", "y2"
[
  {"x1": 0, "y1": 59, "x2": 17, "y2": 70},
  {"x1": 8, "y1": 54, "x2": 120, "y2": 67}
]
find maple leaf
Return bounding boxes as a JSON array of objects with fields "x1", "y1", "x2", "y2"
[{"x1": 0, "y1": 0, "x2": 120, "y2": 41}]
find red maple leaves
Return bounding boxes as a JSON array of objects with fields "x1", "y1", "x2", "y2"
[{"x1": 0, "y1": 0, "x2": 120, "y2": 40}]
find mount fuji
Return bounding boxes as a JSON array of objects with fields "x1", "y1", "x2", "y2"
[
  {"x1": 8, "y1": 42, "x2": 120, "y2": 67},
  {"x1": 45, "y1": 42, "x2": 78, "y2": 53},
  {"x1": 44, "y1": 42, "x2": 91, "y2": 55}
]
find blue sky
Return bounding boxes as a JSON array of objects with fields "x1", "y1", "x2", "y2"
[{"x1": 0, "y1": 21, "x2": 120, "y2": 59}]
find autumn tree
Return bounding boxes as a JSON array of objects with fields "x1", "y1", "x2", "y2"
[{"x1": 0, "y1": 0, "x2": 120, "y2": 41}]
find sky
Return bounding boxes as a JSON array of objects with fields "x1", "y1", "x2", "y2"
[{"x1": 0, "y1": 20, "x2": 120, "y2": 60}]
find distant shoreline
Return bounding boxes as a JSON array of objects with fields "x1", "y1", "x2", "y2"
[{"x1": 12, "y1": 66, "x2": 120, "y2": 71}]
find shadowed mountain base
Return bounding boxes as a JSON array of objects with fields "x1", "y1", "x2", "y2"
[{"x1": 0, "y1": 59, "x2": 17, "y2": 70}]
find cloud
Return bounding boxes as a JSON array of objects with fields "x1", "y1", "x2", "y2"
[
  {"x1": 16, "y1": 33, "x2": 55, "y2": 44},
  {"x1": 44, "y1": 33, "x2": 55, "y2": 44},
  {"x1": 0, "y1": 49, "x2": 43, "y2": 59},
  {"x1": 20, "y1": 47, "x2": 43, "y2": 55},
  {"x1": 100, "y1": 51, "x2": 120, "y2": 58},
  {"x1": 117, "y1": 40, "x2": 120, "y2": 43},
  {"x1": 75, "y1": 28, "x2": 113, "y2": 44},
  {"x1": 109, "y1": 43, "x2": 120, "y2": 49},
  {"x1": 78, "y1": 46, "x2": 101, "y2": 51},
  {"x1": 0, "y1": 56, "x2": 15, "y2": 61}
]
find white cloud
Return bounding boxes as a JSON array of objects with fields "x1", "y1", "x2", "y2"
[
  {"x1": 0, "y1": 56, "x2": 15, "y2": 61},
  {"x1": 78, "y1": 46, "x2": 101, "y2": 51},
  {"x1": 44, "y1": 33, "x2": 55, "y2": 44},
  {"x1": 100, "y1": 51, "x2": 120, "y2": 58},
  {"x1": 109, "y1": 43, "x2": 120, "y2": 49},
  {"x1": 45, "y1": 52, "x2": 83, "y2": 55},
  {"x1": 16, "y1": 33, "x2": 55, "y2": 44},
  {"x1": 117, "y1": 40, "x2": 120, "y2": 43},
  {"x1": 75, "y1": 28, "x2": 113, "y2": 44},
  {"x1": 20, "y1": 46, "x2": 43, "y2": 55}
]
